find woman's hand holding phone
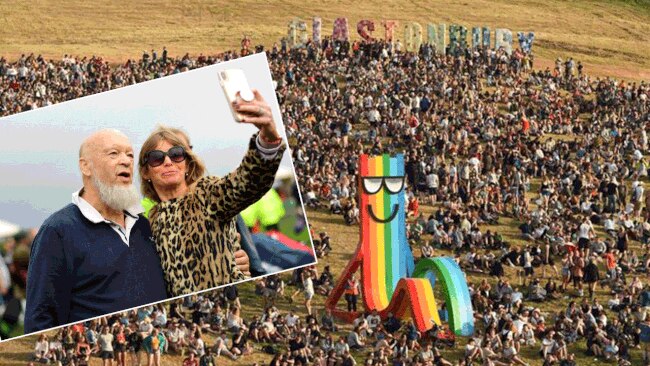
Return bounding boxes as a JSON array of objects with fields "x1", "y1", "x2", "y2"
[
  {"x1": 233, "y1": 90, "x2": 281, "y2": 147},
  {"x1": 218, "y1": 69, "x2": 281, "y2": 147}
]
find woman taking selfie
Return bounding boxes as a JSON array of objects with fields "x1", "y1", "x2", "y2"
[{"x1": 139, "y1": 89, "x2": 285, "y2": 296}]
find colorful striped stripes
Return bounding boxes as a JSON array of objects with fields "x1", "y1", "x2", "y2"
[{"x1": 360, "y1": 154, "x2": 407, "y2": 310}]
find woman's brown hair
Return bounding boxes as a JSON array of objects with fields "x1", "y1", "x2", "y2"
[{"x1": 138, "y1": 125, "x2": 206, "y2": 203}]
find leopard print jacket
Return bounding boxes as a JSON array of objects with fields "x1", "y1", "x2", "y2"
[{"x1": 150, "y1": 135, "x2": 286, "y2": 296}]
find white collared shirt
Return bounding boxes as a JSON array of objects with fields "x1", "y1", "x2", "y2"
[{"x1": 72, "y1": 189, "x2": 144, "y2": 246}]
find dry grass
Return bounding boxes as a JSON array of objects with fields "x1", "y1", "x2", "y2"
[{"x1": 1, "y1": 0, "x2": 650, "y2": 80}]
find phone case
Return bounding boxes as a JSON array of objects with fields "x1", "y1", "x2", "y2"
[{"x1": 218, "y1": 69, "x2": 255, "y2": 122}]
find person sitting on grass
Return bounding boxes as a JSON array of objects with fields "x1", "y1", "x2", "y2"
[
  {"x1": 501, "y1": 339, "x2": 529, "y2": 366},
  {"x1": 199, "y1": 348, "x2": 216, "y2": 366},
  {"x1": 212, "y1": 331, "x2": 238, "y2": 361},
  {"x1": 182, "y1": 351, "x2": 199, "y2": 366},
  {"x1": 231, "y1": 328, "x2": 253, "y2": 356},
  {"x1": 33, "y1": 334, "x2": 50, "y2": 364},
  {"x1": 75, "y1": 334, "x2": 92, "y2": 365}
]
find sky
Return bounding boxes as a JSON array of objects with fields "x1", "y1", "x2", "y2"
[{"x1": 0, "y1": 53, "x2": 295, "y2": 228}]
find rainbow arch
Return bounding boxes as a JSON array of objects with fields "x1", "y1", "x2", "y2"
[{"x1": 413, "y1": 257, "x2": 475, "y2": 336}]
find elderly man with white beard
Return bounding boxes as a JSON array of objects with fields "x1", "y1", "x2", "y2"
[{"x1": 25, "y1": 129, "x2": 168, "y2": 333}]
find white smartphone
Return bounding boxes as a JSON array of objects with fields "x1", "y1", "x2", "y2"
[{"x1": 218, "y1": 69, "x2": 255, "y2": 122}]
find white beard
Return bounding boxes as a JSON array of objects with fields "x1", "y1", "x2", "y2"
[{"x1": 92, "y1": 174, "x2": 140, "y2": 212}]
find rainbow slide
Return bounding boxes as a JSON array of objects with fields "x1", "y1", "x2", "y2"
[{"x1": 325, "y1": 154, "x2": 474, "y2": 336}]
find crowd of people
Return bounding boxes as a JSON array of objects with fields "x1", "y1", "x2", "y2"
[
  {"x1": 273, "y1": 36, "x2": 650, "y2": 366},
  {"x1": 0, "y1": 228, "x2": 34, "y2": 339},
  {"x1": 29, "y1": 289, "x2": 253, "y2": 366},
  {"x1": 0, "y1": 49, "x2": 242, "y2": 116},
  {"x1": 27, "y1": 268, "x2": 454, "y2": 366},
  {"x1": 4, "y1": 31, "x2": 650, "y2": 366}
]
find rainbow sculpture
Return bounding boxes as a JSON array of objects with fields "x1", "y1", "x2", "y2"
[{"x1": 325, "y1": 154, "x2": 474, "y2": 336}]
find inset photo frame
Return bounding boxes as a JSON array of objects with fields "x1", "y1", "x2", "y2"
[{"x1": 0, "y1": 53, "x2": 315, "y2": 339}]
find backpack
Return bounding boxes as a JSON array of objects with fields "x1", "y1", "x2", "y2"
[{"x1": 262, "y1": 345, "x2": 277, "y2": 355}]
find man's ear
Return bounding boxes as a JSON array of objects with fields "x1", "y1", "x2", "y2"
[{"x1": 79, "y1": 158, "x2": 92, "y2": 178}]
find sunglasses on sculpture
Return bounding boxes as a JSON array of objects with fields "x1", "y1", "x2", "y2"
[
  {"x1": 362, "y1": 176, "x2": 406, "y2": 194},
  {"x1": 144, "y1": 146, "x2": 187, "y2": 167}
]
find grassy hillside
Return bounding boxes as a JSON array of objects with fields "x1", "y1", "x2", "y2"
[
  {"x1": 1, "y1": 0, "x2": 650, "y2": 80},
  {"x1": 1, "y1": 203, "x2": 646, "y2": 366}
]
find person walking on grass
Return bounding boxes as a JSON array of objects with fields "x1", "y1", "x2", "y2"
[
  {"x1": 345, "y1": 273, "x2": 360, "y2": 313},
  {"x1": 97, "y1": 326, "x2": 115, "y2": 366},
  {"x1": 584, "y1": 256, "x2": 600, "y2": 299},
  {"x1": 571, "y1": 251, "x2": 585, "y2": 297}
]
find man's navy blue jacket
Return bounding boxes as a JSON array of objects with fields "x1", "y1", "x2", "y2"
[{"x1": 25, "y1": 204, "x2": 167, "y2": 333}]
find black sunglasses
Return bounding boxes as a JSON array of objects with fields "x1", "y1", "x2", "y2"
[
  {"x1": 361, "y1": 176, "x2": 406, "y2": 195},
  {"x1": 143, "y1": 146, "x2": 186, "y2": 167}
]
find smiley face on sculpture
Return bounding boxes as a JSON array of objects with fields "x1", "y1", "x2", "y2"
[
  {"x1": 358, "y1": 154, "x2": 406, "y2": 226},
  {"x1": 361, "y1": 175, "x2": 405, "y2": 223}
]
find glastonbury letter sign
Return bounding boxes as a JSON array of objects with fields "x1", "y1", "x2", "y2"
[{"x1": 285, "y1": 17, "x2": 533, "y2": 56}]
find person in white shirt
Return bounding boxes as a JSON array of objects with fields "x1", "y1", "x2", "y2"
[
  {"x1": 366, "y1": 310, "x2": 381, "y2": 331},
  {"x1": 153, "y1": 307, "x2": 167, "y2": 328},
  {"x1": 285, "y1": 311, "x2": 299, "y2": 328},
  {"x1": 97, "y1": 326, "x2": 115, "y2": 366},
  {"x1": 590, "y1": 240, "x2": 607, "y2": 255},
  {"x1": 0, "y1": 257, "x2": 11, "y2": 302},
  {"x1": 540, "y1": 331, "x2": 556, "y2": 362},
  {"x1": 334, "y1": 336, "x2": 350, "y2": 356},
  {"x1": 363, "y1": 95, "x2": 373, "y2": 109},
  {"x1": 198, "y1": 298, "x2": 213, "y2": 319},
  {"x1": 139, "y1": 318, "x2": 153, "y2": 339},
  {"x1": 520, "y1": 324, "x2": 536, "y2": 346},
  {"x1": 421, "y1": 241, "x2": 434, "y2": 258},
  {"x1": 34, "y1": 334, "x2": 50, "y2": 362},
  {"x1": 48, "y1": 334, "x2": 63, "y2": 363},
  {"x1": 226, "y1": 307, "x2": 246, "y2": 334},
  {"x1": 213, "y1": 332, "x2": 238, "y2": 360},
  {"x1": 522, "y1": 248, "x2": 534, "y2": 284},
  {"x1": 419, "y1": 342, "x2": 434, "y2": 363},
  {"x1": 603, "y1": 214, "x2": 616, "y2": 236},
  {"x1": 166, "y1": 322, "x2": 184, "y2": 354},
  {"x1": 634, "y1": 181, "x2": 645, "y2": 216},
  {"x1": 530, "y1": 309, "x2": 545, "y2": 328},
  {"x1": 512, "y1": 315, "x2": 526, "y2": 334},
  {"x1": 330, "y1": 194, "x2": 343, "y2": 214},
  {"x1": 352, "y1": 315, "x2": 372, "y2": 337},
  {"x1": 302, "y1": 268, "x2": 315, "y2": 316},
  {"x1": 502, "y1": 339, "x2": 527, "y2": 366},
  {"x1": 367, "y1": 108, "x2": 381, "y2": 124},
  {"x1": 620, "y1": 213, "x2": 635, "y2": 230},
  {"x1": 463, "y1": 338, "x2": 480, "y2": 364},
  {"x1": 191, "y1": 332, "x2": 206, "y2": 358},
  {"x1": 578, "y1": 217, "x2": 595, "y2": 255},
  {"x1": 426, "y1": 169, "x2": 439, "y2": 204}
]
